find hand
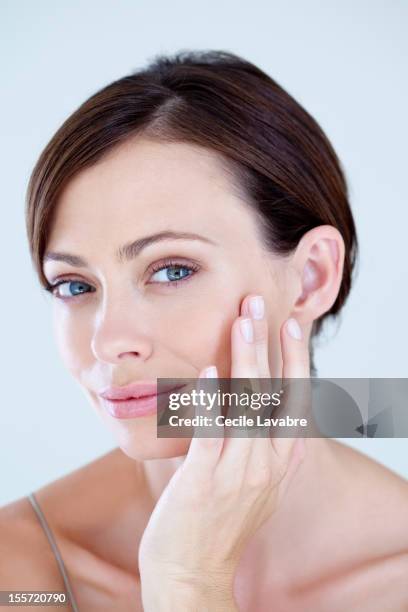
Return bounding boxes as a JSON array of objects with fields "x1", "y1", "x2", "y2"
[{"x1": 138, "y1": 294, "x2": 309, "y2": 611}]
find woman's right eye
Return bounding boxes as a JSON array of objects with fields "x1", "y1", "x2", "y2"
[{"x1": 51, "y1": 280, "x2": 95, "y2": 300}]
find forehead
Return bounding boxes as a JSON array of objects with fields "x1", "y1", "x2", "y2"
[{"x1": 47, "y1": 137, "x2": 258, "y2": 251}]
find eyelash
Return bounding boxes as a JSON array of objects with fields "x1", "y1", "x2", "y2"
[{"x1": 45, "y1": 258, "x2": 200, "y2": 301}]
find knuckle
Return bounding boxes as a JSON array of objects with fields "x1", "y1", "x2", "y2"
[
  {"x1": 216, "y1": 477, "x2": 238, "y2": 499},
  {"x1": 274, "y1": 458, "x2": 289, "y2": 483},
  {"x1": 218, "y1": 487, "x2": 236, "y2": 504},
  {"x1": 214, "y1": 470, "x2": 246, "y2": 501},
  {"x1": 254, "y1": 330, "x2": 268, "y2": 346},
  {"x1": 247, "y1": 463, "x2": 273, "y2": 488}
]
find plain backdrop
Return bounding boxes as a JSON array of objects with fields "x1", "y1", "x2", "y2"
[{"x1": 1, "y1": 0, "x2": 407, "y2": 505}]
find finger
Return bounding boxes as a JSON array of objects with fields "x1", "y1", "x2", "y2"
[
  {"x1": 271, "y1": 318, "x2": 311, "y2": 461},
  {"x1": 182, "y1": 365, "x2": 224, "y2": 476},
  {"x1": 281, "y1": 318, "x2": 310, "y2": 378},
  {"x1": 219, "y1": 316, "x2": 257, "y2": 476},
  {"x1": 241, "y1": 295, "x2": 277, "y2": 412},
  {"x1": 218, "y1": 295, "x2": 270, "y2": 476},
  {"x1": 230, "y1": 316, "x2": 259, "y2": 379},
  {"x1": 241, "y1": 294, "x2": 271, "y2": 378},
  {"x1": 243, "y1": 435, "x2": 278, "y2": 483},
  {"x1": 195, "y1": 365, "x2": 222, "y2": 425},
  {"x1": 229, "y1": 295, "x2": 272, "y2": 414},
  {"x1": 281, "y1": 318, "x2": 312, "y2": 427}
]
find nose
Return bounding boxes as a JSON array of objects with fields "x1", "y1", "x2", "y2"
[{"x1": 91, "y1": 295, "x2": 153, "y2": 365}]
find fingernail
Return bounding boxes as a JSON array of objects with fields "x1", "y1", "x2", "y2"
[
  {"x1": 204, "y1": 365, "x2": 218, "y2": 378},
  {"x1": 249, "y1": 295, "x2": 264, "y2": 320},
  {"x1": 240, "y1": 318, "x2": 254, "y2": 343},
  {"x1": 286, "y1": 318, "x2": 302, "y2": 340}
]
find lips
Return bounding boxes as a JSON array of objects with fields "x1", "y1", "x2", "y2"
[
  {"x1": 98, "y1": 381, "x2": 186, "y2": 419},
  {"x1": 100, "y1": 381, "x2": 160, "y2": 402}
]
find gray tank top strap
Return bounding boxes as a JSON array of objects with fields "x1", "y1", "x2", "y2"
[{"x1": 27, "y1": 492, "x2": 80, "y2": 612}]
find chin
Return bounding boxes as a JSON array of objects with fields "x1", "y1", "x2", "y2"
[{"x1": 118, "y1": 436, "x2": 191, "y2": 461}]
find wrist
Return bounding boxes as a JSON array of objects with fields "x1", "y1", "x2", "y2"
[
  {"x1": 142, "y1": 587, "x2": 237, "y2": 612},
  {"x1": 140, "y1": 566, "x2": 238, "y2": 612}
]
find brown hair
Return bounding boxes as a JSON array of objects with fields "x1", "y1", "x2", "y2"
[{"x1": 26, "y1": 49, "x2": 359, "y2": 376}]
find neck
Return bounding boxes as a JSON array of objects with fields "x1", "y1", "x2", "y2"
[{"x1": 142, "y1": 453, "x2": 186, "y2": 501}]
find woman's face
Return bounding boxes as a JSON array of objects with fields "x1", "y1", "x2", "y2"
[{"x1": 44, "y1": 138, "x2": 294, "y2": 459}]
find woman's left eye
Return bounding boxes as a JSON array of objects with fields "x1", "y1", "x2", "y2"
[{"x1": 149, "y1": 263, "x2": 197, "y2": 285}]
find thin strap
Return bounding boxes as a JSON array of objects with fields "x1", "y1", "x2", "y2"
[{"x1": 28, "y1": 492, "x2": 80, "y2": 612}]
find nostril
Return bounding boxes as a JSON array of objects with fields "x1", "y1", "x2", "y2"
[{"x1": 118, "y1": 351, "x2": 140, "y2": 359}]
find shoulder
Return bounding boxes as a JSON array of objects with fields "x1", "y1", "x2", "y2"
[
  {"x1": 0, "y1": 448, "x2": 145, "y2": 592},
  {"x1": 0, "y1": 449, "x2": 120, "y2": 587},
  {"x1": 329, "y1": 439, "x2": 408, "y2": 541},
  {"x1": 304, "y1": 440, "x2": 408, "y2": 611},
  {"x1": 0, "y1": 496, "x2": 67, "y2": 592},
  {"x1": 330, "y1": 438, "x2": 408, "y2": 497}
]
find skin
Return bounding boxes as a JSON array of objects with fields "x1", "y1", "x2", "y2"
[{"x1": 1, "y1": 137, "x2": 408, "y2": 611}]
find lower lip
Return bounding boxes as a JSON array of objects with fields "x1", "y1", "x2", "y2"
[{"x1": 102, "y1": 386, "x2": 185, "y2": 420}]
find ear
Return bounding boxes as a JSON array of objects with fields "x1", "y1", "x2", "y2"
[{"x1": 289, "y1": 225, "x2": 345, "y2": 322}]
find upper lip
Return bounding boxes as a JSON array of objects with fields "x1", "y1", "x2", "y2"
[{"x1": 99, "y1": 381, "x2": 184, "y2": 401}]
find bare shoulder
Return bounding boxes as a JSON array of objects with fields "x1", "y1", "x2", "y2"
[
  {"x1": 316, "y1": 440, "x2": 408, "y2": 611},
  {"x1": 283, "y1": 440, "x2": 408, "y2": 612},
  {"x1": 331, "y1": 439, "x2": 408, "y2": 544},
  {"x1": 0, "y1": 496, "x2": 67, "y2": 593},
  {"x1": 0, "y1": 448, "x2": 145, "y2": 610},
  {"x1": 0, "y1": 449, "x2": 120, "y2": 583},
  {"x1": 330, "y1": 438, "x2": 408, "y2": 497}
]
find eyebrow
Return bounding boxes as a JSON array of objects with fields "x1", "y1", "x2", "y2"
[{"x1": 43, "y1": 231, "x2": 218, "y2": 268}]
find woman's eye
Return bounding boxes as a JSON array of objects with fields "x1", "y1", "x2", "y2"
[
  {"x1": 52, "y1": 280, "x2": 94, "y2": 299},
  {"x1": 150, "y1": 265, "x2": 194, "y2": 284}
]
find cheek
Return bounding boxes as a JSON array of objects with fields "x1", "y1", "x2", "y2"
[
  {"x1": 157, "y1": 290, "x2": 237, "y2": 376},
  {"x1": 52, "y1": 304, "x2": 93, "y2": 379},
  {"x1": 171, "y1": 286, "x2": 284, "y2": 377},
  {"x1": 146, "y1": 296, "x2": 228, "y2": 373}
]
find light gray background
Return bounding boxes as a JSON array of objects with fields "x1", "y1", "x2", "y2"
[{"x1": 1, "y1": 0, "x2": 407, "y2": 505}]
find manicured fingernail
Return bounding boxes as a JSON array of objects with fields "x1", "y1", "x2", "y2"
[
  {"x1": 204, "y1": 365, "x2": 218, "y2": 378},
  {"x1": 240, "y1": 318, "x2": 254, "y2": 343},
  {"x1": 249, "y1": 295, "x2": 264, "y2": 320},
  {"x1": 286, "y1": 318, "x2": 302, "y2": 340}
]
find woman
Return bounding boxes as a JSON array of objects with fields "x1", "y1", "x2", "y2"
[{"x1": 1, "y1": 50, "x2": 407, "y2": 611}]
